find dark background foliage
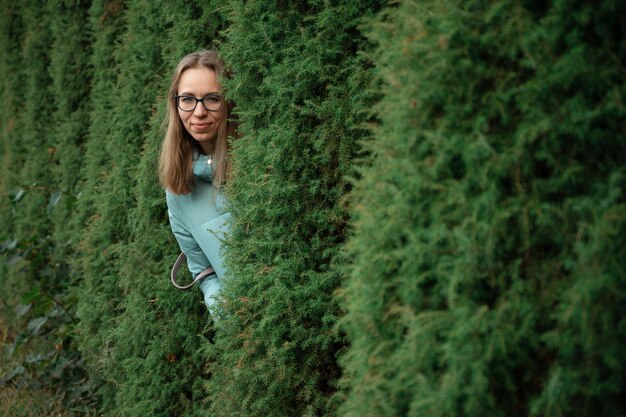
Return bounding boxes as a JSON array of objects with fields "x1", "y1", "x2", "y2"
[{"x1": 0, "y1": 1, "x2": 624, "y2": 416}]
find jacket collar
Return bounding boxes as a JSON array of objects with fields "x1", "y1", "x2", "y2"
[{"x1": 192, "y1": 151, "x2": 214, "y2": 183}]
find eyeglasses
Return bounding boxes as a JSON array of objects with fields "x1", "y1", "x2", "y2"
[{"x1": 174, "y1": 94, "x2": 223, "y2": 112}]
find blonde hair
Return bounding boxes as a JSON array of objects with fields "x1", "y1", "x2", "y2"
[{"x1": 159, "y1": 50, "x2": 237, "y2": 194}]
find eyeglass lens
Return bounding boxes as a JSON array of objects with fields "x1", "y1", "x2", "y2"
[{"x1": 177, "y1": 95, "x2": 222, "y2": 112}]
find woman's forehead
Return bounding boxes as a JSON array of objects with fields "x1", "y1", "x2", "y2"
[{"x1": 178, "y1": 67, "x2": 220, "y2": 94}]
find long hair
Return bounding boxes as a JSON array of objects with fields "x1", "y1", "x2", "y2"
[{"x1": 159, "y1": 50, "x2": 237, "y2": 194}]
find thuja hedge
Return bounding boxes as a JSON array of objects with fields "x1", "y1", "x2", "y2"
[
  {"x1": 0, "y1": 0, "x2": 97, "y2": 411},
  {"x1": 1, "y1": 0, "x2": 624, "y2": 416},
  {"x1": 207, "y1": 1, "x2": 383, "y2": 416},
  {"x1": 0, "y1": 1, "x2": 20, "y2": 299},
  {"x1": 71, "y1": 1, "x2": 125, "y2": 410},
  {"x1": 0, "y1": 0, "x2": 54, "y2": 361},
  {"x1": 339, "y1": 1, "x2": 625, "y2": 417},
  {"x1": 95, "y1": 1, "x2": 230, "y2": 416}
]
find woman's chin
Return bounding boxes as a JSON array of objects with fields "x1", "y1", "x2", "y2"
[{"x1": 193, "y1": 134, "x2": 217, "y2": 144}]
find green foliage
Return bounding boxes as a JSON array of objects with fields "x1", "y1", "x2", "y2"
[
  {"x1": 0, "y1": 238, "x2": 96, "y2": 412},
  {"x1": 69, "y1": 0, "x2": 127, "y2": 412},
  {"x1": 1, "y1": 0, "x2": 623, "y2": 416},
  {"x1": 0, "y1": 386, "x2": 70, "y2": 417},
  {"x1": 96, "y1": 2, "x2": 228, "y2": 416},
  {"x1": 338, "y1": 1, "x2": 626, "y2": 416},
  {"x1": 47, "y1": 0, "x2": 92, "y2": 260},
  {"x1": 0, "y1": 1, "x2": 23, "y2": 221},
  {"x1": 0, "y1": 0, "x2": 97, "y2": 414},
  {"x1": 207, "y1": 1, "x2": 383, "y2": 416},
  {"x1": 72, "y1": 0, "x2": 175, "y2": 413}
]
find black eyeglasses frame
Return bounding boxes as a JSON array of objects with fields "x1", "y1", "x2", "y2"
[{"x1": 174, "y1": 94, "x2": 223, "y2": 112}]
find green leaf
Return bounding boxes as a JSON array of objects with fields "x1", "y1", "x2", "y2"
[
  {"x1": 0, "y1": 239, "x2": 17, "y2": 252},
  {"x1": 16, "y1": 303, "x2": 32, "y2": 317},
  {"x1": 10, "y1": 188, "x2": 26, "y2": 203},
  {"x1": 0, "y1": 365, "x2": 25, "y2": 386},
  {"x1": 21, "y1": 287, "x2": 40, "y2": 304},
  {"x1": 48, "y1": 191, "x2": 62, "y2": 212},
  {"x1": 27, "y1": 316, "x2": 48, "y2": 335}
]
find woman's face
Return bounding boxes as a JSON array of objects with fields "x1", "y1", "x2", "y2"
[{"x1": 177, "y1": 67, "x2": 225, "y2": 153}]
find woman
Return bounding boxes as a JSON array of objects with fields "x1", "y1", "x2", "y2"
[{"x1": 159, "y1": 50, "x2": 236, "y2": 309}]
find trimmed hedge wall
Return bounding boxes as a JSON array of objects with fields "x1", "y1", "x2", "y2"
[
  {"x1": 204, "y1": 1, "x2": 384, "y2": 415},
  {"x1": 0, "y1": 1, "x2": 623, "y2": 416},
  {"x1": 339, "y1": 1, "x2": 626, "y2": 416}
]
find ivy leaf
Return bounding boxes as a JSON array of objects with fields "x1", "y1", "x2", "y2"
[
  {"x1": 10, "y1": 188, "x2": 25, "y2": 203},
  {"x1": 16, "y1": 303, "x2": 32, "y2": 317},
  {"x1": 48, "y1": 191, "x2": 62, "y2": 212},
  {"x1": 27, "y1": 316, "x2": 48, "y2": 335},
  {"x1": 0, "y1": 239, "x2": 17, "y2": 252},
  {"x1": 25, "y1": 352, "x2": 46, "y2": 364},
  {"x1": 0, "y1": 364, "x2": 25, "y2": 386}
]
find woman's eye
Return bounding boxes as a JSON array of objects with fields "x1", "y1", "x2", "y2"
[
  {"x1": 203, "y1": 96, "x2": 219, "y2": 104},
  {"x1": 181, "y1": 97, "x2": 195, "y2": 104}
]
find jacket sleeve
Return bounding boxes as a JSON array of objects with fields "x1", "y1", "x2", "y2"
[{"x1": 166, "y1": 193, "x2": 211, "y2": 278}]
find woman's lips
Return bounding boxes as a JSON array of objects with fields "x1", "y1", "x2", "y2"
[{"x1": 193, "y1": 123, "x2": 210, "y2": 129}]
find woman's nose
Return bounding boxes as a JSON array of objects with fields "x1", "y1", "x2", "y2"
[{"x1": 193, "y1": 102, "x2": 208, "y2": 116}]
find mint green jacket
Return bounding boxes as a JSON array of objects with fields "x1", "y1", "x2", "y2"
[{"x1": 166, "y1": 153, "x2": 230, "y2": 308}]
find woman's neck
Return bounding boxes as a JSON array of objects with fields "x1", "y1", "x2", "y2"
[{"x1": 198, "y1": 142, "x2": 215, "y2": 155}]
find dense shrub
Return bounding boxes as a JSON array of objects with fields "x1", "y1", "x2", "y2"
[
  {"x1": 98, "y1": 2, "x2": 227, "y2": 416},
  {"x1": 338, "y1": 1, "x2": 626, "y2": 416},
  {"x1": 72, "y1": 1, "x2": 125, "y2": 409},
  {"x1": 206, "y1": 1, "x2": 382, "y2": 416},
  {"x1": 0, "y1": 0, "x2": 97, "y2": 413},
  {"x1": 0, "y1": 1, "x2": 623, "y2": 416}
]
